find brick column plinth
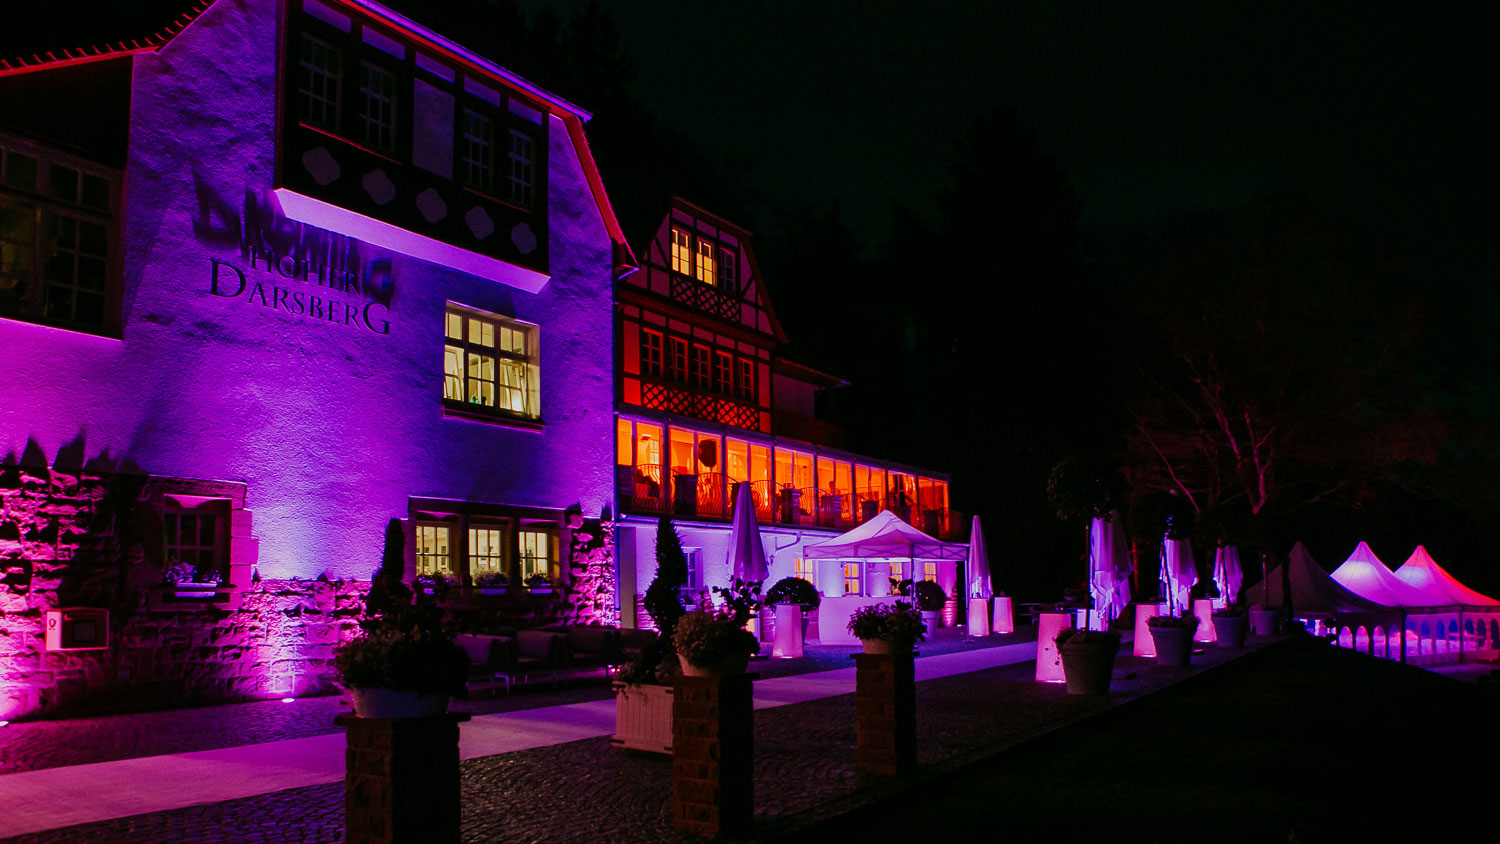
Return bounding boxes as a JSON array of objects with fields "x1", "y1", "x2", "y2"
[
  {"x1": 854, "y1": 652, "x2": 916, "y2": 777},
  {"x1": 335, "y1": 712, "x2": 471, "y2": 844},
  {"x1": 672, "y1": 673, "x2": 753, "y2": 838}
]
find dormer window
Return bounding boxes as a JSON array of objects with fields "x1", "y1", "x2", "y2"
[
  {"x1": 718, "y1": 247, "x2": 737, "y2": 293},
  {"x1": 358, "y1": 61, "x2": 397, "y2": 154},
  {"x1": 297, "y1": 34, "x2": 341, "y2": 131},
  {"x1": 695, "y1": 240, "x2": 716, "y2": 286},
  {"x1": 671, "y1": 227, "x2": 692, "y2": 275}
]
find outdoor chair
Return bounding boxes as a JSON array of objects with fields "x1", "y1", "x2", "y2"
[{"x1": 492, "y1": 630, "x2": 571, "y2": 693}]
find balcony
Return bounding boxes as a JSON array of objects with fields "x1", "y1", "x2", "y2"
[
  {"x1": 639, "y1": 380, "x2": 760, "y2": 431},
  {"x1": 617, "y1": 468, "x2": 964, "y2": 540}
]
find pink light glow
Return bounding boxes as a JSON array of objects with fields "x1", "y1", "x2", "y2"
[
  {"x1": 273, "y1": 189, "x2": 551, "y2": 294},
  {"x1": 1036, "y1": 611, "x2": 1070, "y2": 683}
]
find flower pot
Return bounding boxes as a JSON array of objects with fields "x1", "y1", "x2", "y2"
[
  {"x1": 350, "y1": 688, "x2": 450, "y2": 718},
  {"x1": 1059, "y1": 638, "x2": 1118, "y2": 695},
  {"x1": 1249, "y1": 607, "x2": 1281, "y2": 636},
  {"x1": 478, "y1": 587, "x2": 505, "y2": 595},
  {"x1": 171, "y1": 581, "x2": 220, "y2": 598},
  {"x1": 613, "y1": 683, "x2": 673, "y2": 754},
  {"x1": 920, "y1": 610, "x2": 941, "y2": 635},
  {"x1": 1149, "y1": 625, "x2": 1194, "y2": 667},
  {"x1": 1212, "y1": 614, "x2": 1249, "y2": 648},
  {"x1": 677, "y1": 651, "x2": 750, "y2": 677},
  {"x1": 860, "y1": 638, "x2": 913, "y2": 655}
]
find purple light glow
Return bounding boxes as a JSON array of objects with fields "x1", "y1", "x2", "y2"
[{"x1": 274, "y1": 189, "x2": 551, "y2": 293}]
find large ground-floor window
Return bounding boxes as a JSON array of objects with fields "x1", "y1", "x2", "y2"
[{"x1": 410, "y1": 500, "x2": 561, "y2": 587}]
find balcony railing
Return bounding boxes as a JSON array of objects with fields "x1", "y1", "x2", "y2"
[{"x1": 618, "y1": 469, "x2": 964, "y2": 539}]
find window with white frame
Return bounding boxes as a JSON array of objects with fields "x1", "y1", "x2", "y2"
[
  {"x1": 468, "y1": 524, "x2": 508, "y2": 576},
  {"x1": 667, "y1": 336, "x2": 688, "y2": 382},
  {"x1": 640, "y1": 328, "x2": 664, "y2": 378},
  {"x1": 1, "y1": 137, "x2": 118, "y2": 332},
  {"x1": 461, "y1": 108, "x2": 495, "y2": 192},
  {"x1": 843, "y1": 562, "x2": 862, "y2": 596},
  {"x1": 507, "y1": 129, "x2": 536, "y2": 207},
  {"x1": 443, "y1": 305, "x2": 541, "y2": 421},
  {"x1": 794, "y1": 557, "x2": 813, "y2": 581},
  {"x1": 298, "y1": 33, "x2": 342, "y2": 131},
  {"x1": 518, "y1": 528, "x2": 554, "y2": 582},
  {"x1": 692, "y1": 344, "x2": 712, "y2": 389},
  {"x1": 714, "y1": 351, "x2": 734, "y2": 394},
  {"x1": 358, "y1": 61, "x2": 397, "y2": 153},
  {"x1": 695, "y1": 239, "x2": 716, "y2": 287},
  {"x1": 736, "y1": 357, "x2": 754, "y2": 400},
  {"x1": 415, "y1": 522, "x2": 454, "y2": 576},
  {"x1": 670, "y1": 227, "x2": 692, "y2": 275},
  {"x1": 163, "y1": 506, "x2": 226, "y2": 582}
]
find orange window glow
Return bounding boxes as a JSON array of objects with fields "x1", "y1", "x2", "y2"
[
  {"x1": 636, "y1": 422, "x2": 662, "y2": 471},
  {"x1": 616, "y1": 418, "x2": 632, "y2": 465},
  {"x1": 671, "y1": 227, "x2": 692, "y2": 275},
  {"x1": 669, "y1": 427, "x2": 695, "y2": 477}
]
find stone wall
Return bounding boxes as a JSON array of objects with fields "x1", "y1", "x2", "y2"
[{"x1": 0, "y1": 466, "x2": 368, "y2": 720}]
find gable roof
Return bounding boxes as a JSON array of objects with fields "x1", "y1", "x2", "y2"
[
  {"x1": 0, "y1": 1, "x2": 213, "y2": 75},
  {"x1": 1, "y1": 0, "x2": 637, "y2": 278}
]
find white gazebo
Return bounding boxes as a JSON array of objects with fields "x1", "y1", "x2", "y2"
[{"x1": 804, "y1": 510, "x2": 969, "y2": 645}]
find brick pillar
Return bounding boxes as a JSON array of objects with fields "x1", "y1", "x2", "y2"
[
  {"x1": 854, "y1": 652, "x2": 916, "y2": 777},
  {"x1": 335, "y1": 713, "x2": 471, "y2": 844},
  {"x1": 672, "y1": 674, "x2": 753, "y2": 838}
]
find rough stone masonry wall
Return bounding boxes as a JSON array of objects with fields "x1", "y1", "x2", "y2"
[{"x1": 0, "y1": 466, "x2": 367, "y2": 720}]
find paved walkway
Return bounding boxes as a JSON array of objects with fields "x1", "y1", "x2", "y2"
[{"x1": 0, "y1": 639, "x2": 1039, "y2": 839}]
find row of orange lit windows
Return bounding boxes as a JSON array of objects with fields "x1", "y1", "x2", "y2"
[
  {"x1": 615, "y1": 418, "x2": 948, "y2": 509},
  {"x1": 670, "y1": 226, "x2": 737, "y2": 291},
  {"x1": 639, "y1": 328, "x2": 754, "y2": 399}
]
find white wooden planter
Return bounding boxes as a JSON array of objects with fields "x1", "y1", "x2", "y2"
[{"x1": 612, "y1": 683, "x2": 673, "y2": 754}]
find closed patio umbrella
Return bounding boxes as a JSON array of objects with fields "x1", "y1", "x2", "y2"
[
  {"x1": 1213, "y1": 546, "x2": 1244, "y2": 608},
  {"x1": 728, "y1": 481, "x2": 768, "y2": 584},
  {"x1": 968, "y1": 515, "x2": 992, "y2": 599}
]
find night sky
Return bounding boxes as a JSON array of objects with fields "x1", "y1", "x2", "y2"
[{"x1": 522, "y1": 0, "x2": 1497, "y2": 282}]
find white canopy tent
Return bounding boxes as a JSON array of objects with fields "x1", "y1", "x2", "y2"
[
  {"x1": 805, "y1": 510, "x2": 969, "y2": 644},
  {"x1": 1331, "y1": 541, "x2": 1434, "y2": 608},
  {"x1": 1394, "y1": 546, "x2": 1500, "y2": 607}
]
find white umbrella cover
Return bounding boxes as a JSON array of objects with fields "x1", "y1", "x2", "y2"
[
  {"x1": 968, "y1": 515, "x2": 992, "y2": 598},
  {"x1": 1213, "y1": 546, "x2": 1243, "y2": 608},
  {"x1": 728, "y1": 481, "x2": 768, "y2": 583},
  {"x1": 1160, "y1": 538, "x2": 1196, "y2": 614}
]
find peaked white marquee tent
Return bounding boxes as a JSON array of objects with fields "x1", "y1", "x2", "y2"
[
  {"x1": 1394, "y1": 546, "x2": 1500, "y2": 607},
  {"x1": 1331, "y1": 541, "x2": 1435, "y2": 608}
]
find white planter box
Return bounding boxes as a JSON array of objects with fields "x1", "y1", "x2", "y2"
[{"x1": 612, "y1": 683, "x2": 673, "y2": 754}]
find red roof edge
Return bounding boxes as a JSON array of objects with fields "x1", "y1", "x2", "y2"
[{"x1": 0, "y1": 0, "x2": 216, "y2": 76}]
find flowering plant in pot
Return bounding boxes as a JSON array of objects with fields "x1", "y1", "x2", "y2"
[
  {"x1": 1055, "y1": 628, "x2": 1121, "y2": 695},
  {"x1": 848, "y1": 601, "x2": 927, "y2": 654},
  {"x1": 673, "y1": 608, "x2": 759, "y2": 677},
  {"x1": 1146, "y1": 613, "x2": 1198, "y2": 666},
  {"x1": 473, "y1": 570, "x2": 508, "y2": 593},
  {"x1": 163, "y1": 560, "x2": 224, "y2": 596},
  {"x1": 525, "y1": 572, "x2": 553, "y2": 593},
  {"x1": 334, "y1": 569, "x2": 469, "y2": 718},
  {"x1": 1211, "y1": 603, "x2": 1249, "y2": 648}
]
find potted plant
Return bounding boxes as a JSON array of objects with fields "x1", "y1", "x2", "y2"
[
  {"x1": 1055, "y1": 628, "x2": 1121, "y2": 695},
  {"x1": 525, "y1": 572, "x2": 553, "y2": 594},
  {"x1": 1249, "y1": 603, "x2": 1282, "y2": 636},
  {"x1": 473, "y1": 570, "x2": 507, "y2": 595},
  {"x1": 614, "y1": 518, "x2": 688, "y2": 754},
  {"x1": 1212, "y1": 603, "x2": 1249, "y2": 648},
  {"x1": 334, "y1": 569, "x2": 469, "y2": 718},
  {"x1": 164, "y1": 560, "x2": 224, "y2": 598},
  {"x1": 414, "y1": 572, "x2": 447, "y2": 595},
  {"x1": 913, "y1": 580, "x2": 946, "y2": 634},
  {"x1": 1146, "y1": 613, "x2": 1198, "y2": 667},
  {"x1": 848, "y1": 601, "x2": 927, "y2": 654},
  {"x1": 673, "y1": 608, "x2": 759, "y2": 677}
]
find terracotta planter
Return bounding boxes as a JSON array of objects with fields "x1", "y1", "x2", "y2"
[
  {"x1": 1149, "y1": 625, "x2": 1194, "y2": 667},
  {"x1": 1249, "y1": 607, "x2": 1282, "y2": 636},
  {"x1": 677, "y1": 651, "x2": 750, "y2": 677},
  {"x1": 350, "y1": 688, "x2": 449, "y2": 718},
  {"x1": 613, "y1": 683, "x2": 673, "y2": 754},
  {"x1": 1059, "y1": 637, "x2": 1118, "y2": 695},
  {"x1": 1213, "y1": 614, "x2": 1249, "y2": 648},
  {"x1": 860, "y1": 638, "x2": 913, "y2": 655}
]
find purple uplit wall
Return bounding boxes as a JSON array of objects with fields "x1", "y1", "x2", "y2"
[{"x1": 0, "y1": 0, "x2": 616, "y2": 717}]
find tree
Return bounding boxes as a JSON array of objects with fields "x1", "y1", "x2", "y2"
[{"x1": 642, "y1": 517, "x2": 688, "y2": 640}]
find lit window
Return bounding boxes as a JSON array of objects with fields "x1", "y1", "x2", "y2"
[
  {"x1": 923, "y1": 562, "x2": 937, "y2": 582},
  {"x1": 667, "y1": 336, "x2": 688, "y2": 382},
  {"x1": 671, "y1": 227, "x2": 692, "y2": 275},
  {"x1": 461, "y1": 108, "x2": 494, "y2": 192},
  {"x1": 695, "y1": 239, "x2": 716, "y2": 286},
  {"x1": 714, "y1": 351, "x2": 733, "y2": 394},
  {"x1": 443, "y1": 305, "x2": 541, "y2": 421},
  {"x1": 507, "y1": 130, "x2": 535, "y2": 207},
  {"x1": 692, "y1": 344, "x2": 712, "y2": 389},
  {"x1": 415, "y1": 523, "x2": 453, "y2": 575},
  {"x1": 519, "y1": 529, "x2": 553, "y2": 581},
  {"x1": 164, "y1": 507, "x2": 225, "y2": 581},
  {"x1": 298, "y1": 34, "x2": 342, "y2": 130},
  {"x1": 468, "y1": 524, "x2": 508, "y2": 577},
  {"x1": 794, "y1": 557, "x2": 813, "y2": 581},
  {"x1": 358, "y1": 62, "x2": 397, "y2": 153},
  {"x1": 844, "y1": 562, "x2": 862, "y2": 596},
  {"x1": 640, "y1": 329, "x2": 663, "y2": 377},
  {"x1": 1, "y1": 139, "x2": 117, "y2": 332}
]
